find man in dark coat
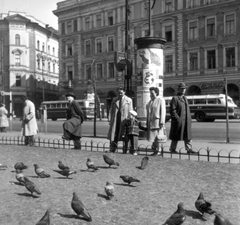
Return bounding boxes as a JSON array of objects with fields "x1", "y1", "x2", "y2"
[
  {"x1": 169, "y1": 83, "x2": 197, "y2": 154},
  {"x1": 62, "y1": 93, "x2": 84, "y2": 149}
]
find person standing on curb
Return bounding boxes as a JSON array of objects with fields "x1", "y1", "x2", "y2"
[
  {"x1": 0, "y1": 103, "x2": 9, "y2": 132},
  {"x1": 107, "y1": 86, "x2": 133, "y2": 153},
  {"x1": 169, "y1": 82, "x2": 197, "y2": 154},
  {"x1": 62, "y1": 93, "x2": 84, "y2": 149},
  {"x1": 146, "y1": 87, "x2": 166, "y2": 156},
  {"x1": 21, "y1": 96, "x2": 38, "y2": 146}
]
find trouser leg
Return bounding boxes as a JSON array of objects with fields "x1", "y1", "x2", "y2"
[
  {"x1": 73, "y1": 137, "x2": 81, "y2": 149},
  {"x1": 132, "y1": 136, "x2": 138, "y2": 154},
  {"x1": 24, "y1": 136, "x2": 29, "y2": 146},
  {"x1": 123, "y1": 136, "x2": 129, "y2": 154},
  {"x1": 184, "y1": 139, "x2": 192, "y2": 151},
  {"x1": 169, "y1": 140, "x2": 178, "y2": 151},
  {"x1": 28, "y1": 136, "x2": 34, "y2": 146}
]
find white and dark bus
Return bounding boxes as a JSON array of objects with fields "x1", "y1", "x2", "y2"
[{"x1": 164, "y1": 94, "x2": 240, "y2": 122}]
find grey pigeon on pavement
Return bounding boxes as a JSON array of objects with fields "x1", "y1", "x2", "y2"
[
  {"x1": 34, "y1": 164, "x2": 51, "y2": 178},
  {"x1": 162, "y1": 202, "x2": 186, "y2": 225},
  {"x1": 0, "y1": 164, "x2": 8, "y2": 170},
  {"x1": 14, "y1": 162, "x2": 28, "y2": 172},
  {"x1": 53, "y1": 169, "x2": 76, "y2": 178},
  {"x1": 214, "y1": 213, "x2": 233, "y2": 225},
  {"x1": 58, "y1": 161, "x2": 70, "y2": 170},
  {"x1": 140, "y1": 156, "x2": 149, "y2": 170},
  {"x1": 103, "y1": 155, "x2": 119, "y2": 168},
  {"x1": 71, "y1": 192, "x2": 92, "y2": 221},
  {"x1": 86, "y1": 158, "x2": 98, "y2": 171},
  {"x1": 15, "y1": 170, "x2": 25, "y2": 185},
  {"x1": 195, "y1": 192, "x2": 215, "y2": 216},
  {"x1": 120, "y1": 175, "x2": 140, "y2": 185},
  {"x1": 105, "y1": 181, "x2": 114, "y2": 200},
  {"x1": 23, "y1": 177, "x2": 41, "y2": 196},
  {"x1": 36, "y1": 208, "x2": 51, "y2": 225}
]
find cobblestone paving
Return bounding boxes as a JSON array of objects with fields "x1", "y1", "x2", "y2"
[{"x1": 0, "y1": 145, "x2": 239, "y2": 225}]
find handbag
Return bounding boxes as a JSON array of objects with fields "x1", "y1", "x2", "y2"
[{"x1": 156, "y1": 126, "x2": 167, "y2": 143}]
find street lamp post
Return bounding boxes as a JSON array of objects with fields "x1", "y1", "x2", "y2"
[{"x1": 41, "y1": 54, "x2": 45, "y2": 102}]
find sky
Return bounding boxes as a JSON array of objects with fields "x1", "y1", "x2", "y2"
[{"x1": 0, "y1": 0, "x2": 60, "y2": 30}]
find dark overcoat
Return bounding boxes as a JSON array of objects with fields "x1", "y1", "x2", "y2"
[
  {"x1": 63, "y1": 100, "x2": 84, "y2": 139},
  {"x1": 169, "y1": 95, "x2": 192, "y2": 140}
]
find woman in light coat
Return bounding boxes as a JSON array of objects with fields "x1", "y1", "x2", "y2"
[
  {"x1": 21, "y1": 96, "x2": 38, "y2": 146},
  {"x1": 0, "y1": 103, "x2": 9, "y2": 132}
]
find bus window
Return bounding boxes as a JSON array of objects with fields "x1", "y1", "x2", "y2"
[
  {"x1": 62, "y1": 103, "x2": 67, "y2": 108},
  {"x1": 50, "y1": 104, "x2": 56, "y2": 108},
  {"x1": 188, "y1": 99, "x2": 193, "y2": 105},
  {"x1": 207, "y1": 99, "x2": 217, "y2": 104},
  {"x1": 194, "y1": 99, "x2": 206, "y2": 104},
  {"x1": 78, "y1": 102, "x2": 84, "y2": 107},
  {"x1": 89, "y1": 103, "x2": 94, "y2": 108},
  {"x1": 217, "y1": 99, "x2": 221, "y2": 104},
  {"x1": 57, "y1": 103, "x2": 61, "y2": 108}
]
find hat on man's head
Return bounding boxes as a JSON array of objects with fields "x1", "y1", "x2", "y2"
[
  {"x1": 21, "y1": 95, "x2": 28, "y2": 101},
  {"x1": 178, "y1": 82, "x2": 188, "y2": 89},
  {"x1": 65, "y1": 92, "x2": 76, "y2": 99},
  {"x1": 129, "y1": 110, "x2": 137, "y2": 117}
]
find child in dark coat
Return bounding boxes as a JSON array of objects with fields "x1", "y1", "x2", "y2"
[{"x1": 121, "y1": 110, "x2": 147, "y2": 155}]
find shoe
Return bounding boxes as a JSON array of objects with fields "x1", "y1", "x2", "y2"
[
  {"x1": 169, "y1": 149, "x2": 178, "y2": 154},
  {"x1": 133, "y1": 152, "x2": 138, "y2": 156},
  {"x1": 150, "y1": 152, "x2": 161, "y2": 156},
  {"x1": 187, "y1": 149, "x2": 198, "y2": 154}
]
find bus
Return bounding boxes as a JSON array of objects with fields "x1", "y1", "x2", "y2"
[
  {"x1": 40, "y1": 99, "x2": 95, "y2": 121},
  {"x1": 164, "y1": 94, "x2": 240, "y2": 122}
]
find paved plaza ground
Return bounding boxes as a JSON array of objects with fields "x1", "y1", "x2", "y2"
[{"x1": 0, "y1": 144, "x2": 240, "y2": 225}]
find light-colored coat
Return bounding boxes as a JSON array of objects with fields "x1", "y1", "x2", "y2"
[
  {"x1": 107, "y1": 95, "x2": 133, "y2": 142},
  {"x1": 146, "y1": 96, "x2": 166, "y2": 141},
  {"x1": 0, "y1": 106, "x2": 9, "y2": 127},
  {"x1": 21, "y1": 100, "x2": 38, "y2": 136}
]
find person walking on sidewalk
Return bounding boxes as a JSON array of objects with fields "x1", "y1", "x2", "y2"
[
  {"x1": 62, "y1": 93, "x2": 84, "y2": 149},
  {"x1": 0, "y1": 103, "x2": 9, "y2": 132},
  {"x1": 146, "y1": 87, "x2": 166, "y2": 156},
  {"x1": 169, "y1": 82, "x2": 197, "y2": 154},
  {"x1": 107, "y1": 86, "x2": 133, "y2": 153},
  {"x1": 21, "y1": 96, "x2": 38, "y2": 146}
]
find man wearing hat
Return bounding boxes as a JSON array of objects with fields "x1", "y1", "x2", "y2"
[
  {"x1": 62, "y1": 93, "x2": 84, "y2": 149},
  {"x1": 169, "y1": 82, "x2": 197, "y2": 154}
]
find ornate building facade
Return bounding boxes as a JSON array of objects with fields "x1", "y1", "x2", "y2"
[
  {"x1": 54, "y1": 0, "x2": 240, "y2": 114},
  {"x1": 0, "y1": 12, "x2": 59, "y2": 116}
]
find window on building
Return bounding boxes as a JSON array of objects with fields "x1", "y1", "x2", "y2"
[
  {"x1": 96, "y1": 38, "x2": 102, "y2": 53},
  {"x1": 206, "y1": 18, "x2": 215, "y2": 37},
  {"x1": 42, "y1": 43, "x2": 45, "y2": 52},
  {"x1": 225, "y1": 14, "x2": 235, "y2": 34},
  {"x1": 53, "y1": 47, "x2": 55, "y2": 56},
  {"x1": 16, "y1": 75, "x2": 21, "y2": 87},
  {"x1": 37, "y1": 59, "x2": 40, "y2": 69},
  {"x1": 61, "y1": 22, "x2": 65, "y2": 34},
  {"x1": 108, "y1": 11, "x2": 113, "y2": 25},
  {"x1": 165, "y1": 25, "x2": 172, "y2": 42},
  {"x1": 85, "y1": 17, "x2": 90, "y2": 30},
  {"x1": 37, "y1": 41, "x2": 40, "y2": 50},
  {"x1": 108, "y1": 62, "x2": 115, "y2": 78},
  {"x1": 189, "y1": 52, "x2": 198, "y2": 71},
  {"x1": 226, "y1": 47, "x2": 235, "y2": 67},
  {"x1": 108, "y1": 36, "x2": 114, "y2": 52},
  {"x1": 67, "y1": 66, "x2": 73, "y2": 81},
  {"x1": 97, "y1": 63, "x2": 103, "y2": 79},
  {"x1": 207, "y1": 50, "x2": 216, "y2": 69},
  {"x1": 86, "y1": 65, "x2": 91, "y2": 80},
  {"x1": 48, "y1": 61, "x2": 51, "y2": 73},
  {"x1": 96, "y1": 14, "x2": 102, "y2": 28},
  {"x1": 73, "y1": 19, "x2": 78, "y2": 32},
  {"x1": 67, "y1": 44, "x2": 73, "y2": 56},
  {"x1": 67, "y1": 21, "x2": 72, "y2": 33},
  {"x1": 189, "y1": 21, "x2": 198, "y2": 39},
  {"x1": 15, "y1": 34, "x2": 20, "y2": 45},
  {"x1": 85, "y1": 40, "x2": 91, "y2": 55},
  {"x1": 48, "y1": 45, "x2": 50, "y2": 54},
  {"x1": 165, "y1": 0, "x2": 173, "y2": 13},
  {"x1": 15, "y1": 53, "x2": 20, "y2": 66},
  {"x1": 189, "y1": 0, "x2": 200, "y2": 7},
  {"x1": 165, "y1": 55, "x2": 173, "y2": 73},
  {"x1": 53, "y1": 63, "x2": 55, "y2": 73}
]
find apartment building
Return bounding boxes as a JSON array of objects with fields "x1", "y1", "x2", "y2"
[
  {"x1": 0, "y1": 12, "x2": 59, "y2": 116},
  {"x1": 54, "y1": 0, "x2": 240, "y2": 113}
]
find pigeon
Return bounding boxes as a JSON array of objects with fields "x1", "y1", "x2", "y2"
[
  {"x1": 15, "y1": 170, "x2": 25, "y2": 185},
  {"x1": 86, "y1": 158, "x2": 98, "y2": 171},
  {"x1": 23, "y1": 177, "x2": 41, "y2": 196},
  {"x1": 195, "y1": 192, "x2": 215, "y2": 216},
  {"x1": 140, "y1": 156, "x2": 149, "y2": 170},
  {"x1": 0, "y1": 164, "x2": 7, "y2": 170},
  {"x1": 71, "y1": 192, "x2": 92, "y2": 221},
  {"x1": 58, "y1": 161, "x2": 70, "y2": 170},
  {"x1": 162, "y1": 202, "x2": 186, "y2": 225},
  {"x1": 34, "y1": 164, "x2": 51, "y2": 178},
  {"x1": 103, "y1": 155, "x2": 120, "y2": 168},
  {"x1": 105, "y1": 181, "x2": 114, "y2": 200},
  {"x1": 53, "y1": 169, "x2": 77, "y2": 178},
  {"x1": 14, "y1": 162, "x2": 28, "y2": 171},
  {"x1": 214, "y1": 213, "x2": 233, "y2": 225},
  {"x1": 119, "y1": 175, "x2": 140, "y2": 185},
  {"x1": 36, "y1": 208, "x2": 51, "y2": 225}
]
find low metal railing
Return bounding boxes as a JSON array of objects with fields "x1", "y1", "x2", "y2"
[{"x1": 0, "y1": 136, "x2": 239, "y2": 164}]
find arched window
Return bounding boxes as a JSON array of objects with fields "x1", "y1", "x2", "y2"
[
  {"x1": 37, "y1": 41, "x2": 40, "y2": 50},
  {"x1": 53, "y1": 47, "x2": 55, "y2": 56},
  {"x1": 15, "y1": 34, "x2": 20, "y2": 45},
  {"x1": 42, "y1": 43, "x2": 45, "y2": 52}
]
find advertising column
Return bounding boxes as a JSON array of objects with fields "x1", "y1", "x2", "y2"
[{"x1": 134, "y1": 37, "x2": 166, "y2": 124}]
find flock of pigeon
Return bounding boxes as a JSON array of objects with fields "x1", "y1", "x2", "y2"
[{"x1": 1, "y1": 153, "x2": 235, "y2": 224}]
